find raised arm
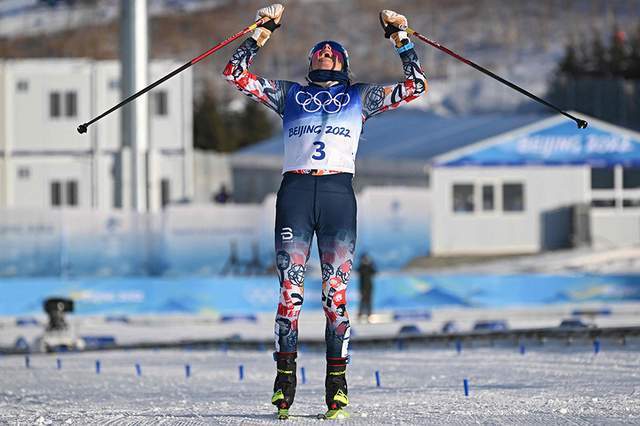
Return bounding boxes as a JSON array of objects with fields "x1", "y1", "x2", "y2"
[
  {"x1": 223, "y1": 4, "x2": 293, "y2": 117},
  {"x1": 359, "y1": 10, "x2": 428, "y2": 120}
]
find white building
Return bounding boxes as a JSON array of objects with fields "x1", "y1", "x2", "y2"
[
  {"x1": 431, "y1": 113, "x2": 640, "y2": 255},
  {"x1": 237, "y1": 110, "x2": 640, "y2": 256},
  {"x1": 0, "y1": 58, "x2": 193, "y2": 211}
]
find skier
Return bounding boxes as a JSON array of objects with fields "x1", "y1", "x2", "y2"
[{"x1": 223, "y1": 3, "x2": 427, "y2": 419}]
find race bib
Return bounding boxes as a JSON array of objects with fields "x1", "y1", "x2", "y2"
[{"x1": 282, "y1": 84, "x2": 363, "y2": 173}]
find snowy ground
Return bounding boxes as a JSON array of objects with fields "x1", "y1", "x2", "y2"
[{"x1": 1, "y1": 344, "x2": 639, "y2": 425}]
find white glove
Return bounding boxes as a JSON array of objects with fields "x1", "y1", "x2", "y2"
[
  {"x1": 380, "y1": 10, "x2": 410, "y2": 48},
  {"x1": 252, "y1": 3, "x2": 285, "y2": 47}
]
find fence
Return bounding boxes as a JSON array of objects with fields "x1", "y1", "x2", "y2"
[{"x1": 0, "y1": 186, "x2": 431, "y2": 277}]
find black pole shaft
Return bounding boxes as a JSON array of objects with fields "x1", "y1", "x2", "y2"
[
  {"x1": 408, "y1": 28, "x2": 588, "y2": 129},
  {"x1": 77, "y1": 18, "x2": 266, "y2": 134},
  {"x1": 78, "y1": 61, "x2": 190, "y2": 134}
]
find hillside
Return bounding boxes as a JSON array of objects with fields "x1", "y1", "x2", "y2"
[{"x1": 1, "y1": 0, "x2": 638, "y2": 113}]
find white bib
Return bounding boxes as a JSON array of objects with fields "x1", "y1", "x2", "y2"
[{"x1": 282, "y1": 83, "x2": 363, "y2": 173}]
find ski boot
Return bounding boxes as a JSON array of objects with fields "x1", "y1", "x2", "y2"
[
  {"x1": 321, "y1": 356, "x2": 350, "y2": 420},
  {"x1": 271, "y1": 352, "x2": 297, "y2": 420}
]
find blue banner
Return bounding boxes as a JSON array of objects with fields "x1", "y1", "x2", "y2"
[
  {"x1": 1, "y1": 274, "x2": 638, "y2": 316},
  {"x1": 439, "y1": 119, "x2": 640, "y2": 167}
]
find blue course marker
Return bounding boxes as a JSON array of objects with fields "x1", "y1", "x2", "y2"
[
  {"x1": 239, "y1": 365, "x2": 244, "y2": 381},
  {"x1": 455, "y1": 340, "x2": 462, "y2": 355},
  {"x1": 135, "y1": 363, "x2": 142, "y2": 377},
  {"x1": 25, "y1": 355, "x2": 30, "y2": 369},
  {"x1": 301, "y1": 367, "x2": 306, "y2": 385},
  {"x1": 519, "y1": 344, "x2": 526, "y2": 355},
  {"x1": 57, "y1": 358, "x2": 62, "y2": 370},
  {"x1": 185, "y1": 364, "x2": 191, "y2": 378},
  {"x1": 593, "y1": 339, "x2": 601, "y2": 355},
  {"x1": 375, "y1": 370, "x2": 381, "y2": 387},
  {"x1": 95, "y1": 360, "x2": 101, "y2": 374},
  {"x1": 463, "y1": 378, "x2": 469, "y2": 397}
]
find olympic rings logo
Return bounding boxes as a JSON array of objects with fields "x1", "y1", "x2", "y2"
[{"x1": 295, "y1": 90, "x2": 351, "y2": 114}]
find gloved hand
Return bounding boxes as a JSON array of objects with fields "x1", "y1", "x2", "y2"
[
  {"x1": 252, "y1": 3, "x2": 285, "y2": 47},
  {"x1": 380, "y1": 10, "x2": 410, "y2": 48}
]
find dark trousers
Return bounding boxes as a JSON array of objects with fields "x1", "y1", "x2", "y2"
[{"x1": 273, "y1": 172, "x2": 356, "y2": 358}]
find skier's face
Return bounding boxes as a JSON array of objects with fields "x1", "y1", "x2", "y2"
[{"x1": 310, "y1": 43, "x2": 345, "y2": 71}]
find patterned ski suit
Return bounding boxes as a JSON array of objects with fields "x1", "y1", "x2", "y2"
[{"x1": 224, "y1": 37, "x2": 427, "y2": 358}]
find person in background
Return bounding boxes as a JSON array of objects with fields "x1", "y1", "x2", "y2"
[
  {"x1": 213, "y1": 184, "x2": 232, "y2": 204},
  {"x1": 357, "y1": 252, "x2": 377, "y2": 322}
]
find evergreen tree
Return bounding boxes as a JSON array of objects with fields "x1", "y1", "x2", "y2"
[
  {"x1": 193, "y1": 89, "x2": 276, "y2": 152},
  {"x1": 558, "y1": 39, "x2": 580, "y2": 75},
  {"x1": 589, "y1": 30, "x2": 607, "y2": 77},
  {"x1": 193, "y1": 89, "x2": 230, "y2": 151},
  {"x1": 628, "y1": 24, "x2": 640, "y2": 79},
  {"x1": 609, "y1": 26, "x2": 627, "y2": 77}
]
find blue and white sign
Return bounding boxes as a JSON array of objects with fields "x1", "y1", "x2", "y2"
[
  {"x1": 438, "y1": 116, "x2": 640, "y2": 167},
  {"x1": 1, "y1": 273, "x2": 639, "y2": 316}
]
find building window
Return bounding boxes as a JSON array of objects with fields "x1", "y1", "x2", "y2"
[
  {"x1": 17, "y1": 167, "x2": 30, "y2": 179},
  {"x1": 622, "y1": 199, "x2": 640, "y2": 208},
  {"x1": 592, "y1": 199, "x2": 616, "y2": 208},
  {"x1": 154, "y1": 91, "x2": 168, "y2": 116},
  {"x1": 591, "y1": 168, "x2": 614, "y2": 189},
  {"x1": 623, "y1": 168, "x2": 640, "y2": 189},
  {"x1": 49, "y1": 91, "x2": 77, "y2": 118},
  {"x1": 66, "y1": 181, "x2": 78, "y2": 206},
  {"x1": 17, "y1": 80, "x2": 29, "y2": 92},
  {"x1": 50, "y1": 180, "x2": 79, "y2": 207},
  {"x1": 50, "y1": 92, "x2": 61, "y2": 118},
  {"x1": 51, "y1": 182, "x2": 62, "y2": 207},
  {"x1": 65, "y1": 91, "x2": 77, "y2": 117},
  {"x1": 482, "y1": 185, "x2": 494, "y2": 211},
  {"x1": 503, "y1": 183, "x2": 524, "y2": 212},
  {"x1": 453, "y1": 184, "x2": 474, "y2": 213},
  {"x1": 161, "y1": 179, "x2": 171, "y2": 208}
]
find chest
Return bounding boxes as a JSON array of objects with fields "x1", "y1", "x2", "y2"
[{"x1": 283, "y1": 85, "x2": 361, "y2": 123}]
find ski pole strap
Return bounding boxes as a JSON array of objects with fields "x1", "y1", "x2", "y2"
[
  {"x1": 396, "y1": 41, "x2": 414, "y2": 54},
  {"x1": 259, "y1": 18, "x2": 281, "y2": 32}
]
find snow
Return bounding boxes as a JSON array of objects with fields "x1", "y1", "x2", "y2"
[
  {"x1": 1, "y1": 345, "x2": 639, "y2": 424},
  {"x1": 409, "y1": 246, "x2": 640, "y2": 275}
]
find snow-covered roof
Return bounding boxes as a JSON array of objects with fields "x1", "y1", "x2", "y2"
[{"x1": 235, "y1": 110, "x2": 545, "y2": 161}]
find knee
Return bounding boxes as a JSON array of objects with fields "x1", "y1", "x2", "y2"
[
  {"x1": 278, "y1": 283, "x2": 304, "y2": 318},
  {"x1": 322, "y1": 279, "x2": 348, "y2": 322}
]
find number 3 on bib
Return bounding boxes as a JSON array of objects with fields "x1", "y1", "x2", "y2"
[{"x1": 312, "y1": 141, "x2": 326, "y2": 160}]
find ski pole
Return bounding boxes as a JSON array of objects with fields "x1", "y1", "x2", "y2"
[
  {"x1": 393, "y1": 18, "x2": 588, "y2": 129},
  {"x1": 77, "y1": 16, "x2": 270, "y2": 134}
]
